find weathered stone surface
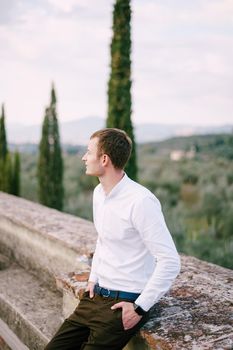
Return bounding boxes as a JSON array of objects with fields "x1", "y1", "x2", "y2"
[
  {"x1": 56, "y1": 270, "x2": 90, "y2": 299},
  {"x1": 0, "y1": 192, "x2": 97, "y2": 287},
  {"x1": 0, "y1": 192, "x2": 96, "y2": 254},
  {"x1": 140, "y1": 255, "x2": 233, "y2": 350},
  {"x1": 0, "y1": 254, "x2": 11, "y2": 270}
]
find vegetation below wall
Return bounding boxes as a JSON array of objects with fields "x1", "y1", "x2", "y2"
[{"x1": 19, "y1": 133, "x2": 233, "y2": 269}]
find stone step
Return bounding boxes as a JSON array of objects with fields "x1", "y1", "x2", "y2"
[
  {"x1": 0, "y1": 263, "x2": 64, "y2": 350},
  {"x1": 0, "y1": 318, "x2": 29, "y2": 350}
]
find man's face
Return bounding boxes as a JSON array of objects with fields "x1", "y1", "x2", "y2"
[{"x1": 82, "y1": 137, "x2": 104, "y2": 177}]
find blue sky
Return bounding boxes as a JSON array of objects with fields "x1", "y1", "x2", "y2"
[{"x1": 0, "y1": 0, "x2": 233, "y2": 126}]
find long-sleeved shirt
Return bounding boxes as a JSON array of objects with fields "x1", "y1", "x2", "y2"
[{"x1": 89, "y1": 173, "x2": 180, "y2": 311}]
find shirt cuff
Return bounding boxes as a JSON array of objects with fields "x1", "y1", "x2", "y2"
[{"x1": 134, "y1": 295, "x2": 155, "y2": 312}]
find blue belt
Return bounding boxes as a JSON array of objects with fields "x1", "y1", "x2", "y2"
[{"x1": 94, "y1": 284, "x2": 140, "y2": 301}]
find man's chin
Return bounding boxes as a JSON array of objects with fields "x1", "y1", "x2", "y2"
[
  {"x1": 85, "y1": 170, "x2": 94, "y2": 176},
  {"x1": 86, "y1": 170, "x2": 100, "y2": 177}
]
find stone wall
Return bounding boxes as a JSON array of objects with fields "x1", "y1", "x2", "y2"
[
  {"x1": 0, "y1": 192, "x2": 232, "y2": 350},
  {"x1": 0, "y1": 192, "x2": 96, "y2": 288}
]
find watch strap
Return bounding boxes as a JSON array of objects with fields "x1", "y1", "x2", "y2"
[{"x1": 133, "y1": 303, "x2": 147, "y2": 316}]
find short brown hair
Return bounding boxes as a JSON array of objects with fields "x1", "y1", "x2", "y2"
[{"x1": 91, "y1": 128, "x2": 132, "y2": 169}]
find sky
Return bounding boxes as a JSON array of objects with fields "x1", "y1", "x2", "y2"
[{"x1": 0, "y1": 0, "x2": 233, "y2": 127}]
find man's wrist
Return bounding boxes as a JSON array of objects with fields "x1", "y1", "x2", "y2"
[{"x1": 133, "y1": 303, "x2": 147, "y2": 316}]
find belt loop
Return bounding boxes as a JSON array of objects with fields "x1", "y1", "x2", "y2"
[{"x1": 115, "y1": 290, "x2": 119, "y2": 300}]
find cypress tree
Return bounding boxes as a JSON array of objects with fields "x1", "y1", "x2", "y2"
[
  {"x1": 11, "y1": 151, "x2": 20, "y2": 196},
  {"x1": 0, "y1": 161, "x2": 3, "y2": 190},
  {"x1": 0, "y1": 104, "x2": 8, "y2": 162},
  {"x1": 5, "y1": 153, "x2": 12, "y2": 193},
  {"x1": 0, "y1": 104, "x2": 8, "y2": 191},
  {"x1": 107, "y1": 0, "x2": 137, "y2": 180},
  {"x1": 38, "y1": 108, "x2": 50, "y2": 204},
  {"x1": 38, "y1": 84, "x2": 64, "y2": 210},
  {"x1": 0, "y1": 160, "x2": 6, "y2": 191},
  {"x1": 0, "y1": 105, "x2": 21, "y2": 195}
]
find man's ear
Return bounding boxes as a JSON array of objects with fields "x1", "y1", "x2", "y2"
[{"x1": 102, "y1": 154, "x2": 109, "y2": 167}]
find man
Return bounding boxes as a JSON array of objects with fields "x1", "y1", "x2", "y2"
[{"x1": 45, "y1": 128, "x2": 180, "y2": 350}]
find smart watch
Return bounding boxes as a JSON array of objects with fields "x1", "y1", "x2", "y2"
[{"x1": 133, "y1": 303, "x2": 147, "y2": 316}]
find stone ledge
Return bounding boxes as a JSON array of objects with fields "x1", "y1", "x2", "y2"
[
  {"x1": 56, "y1": 256, "x2": 233, "y2": 350},
  {"x1": 0, "y1": 192, "x2": 96, "y2": 255},
  {"x1": 0, "y1": 192, "x2": 97, "y2": 286}
]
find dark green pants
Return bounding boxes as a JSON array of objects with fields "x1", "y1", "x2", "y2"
[{"x1": 45, "y1": 292, "x2": 149, "y2": 350}]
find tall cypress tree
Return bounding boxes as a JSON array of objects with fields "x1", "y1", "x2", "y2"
[
  {"x1": 0, "y1": 104, "x2": 8, "y2": 161},
  {"x1": 0, "y1": 105, "x2": 20, "y2": 195},
  {"x1": 38, "y1": 108, "x2": 50, "y2": 204},
  {"x1": 49, "y1": 85, "x2": 64, "y2": 210},
  {"x1": 11, "y1": 151, "x2": 20, "y2": 196},
  {"x1": 0, "y1": 104, "x2": 8, "y2": 191},
  {"x1": 107, "y1": 0, "x2": 137, "y2": 180},
  {"x1": 5, "y1": 153, "x2": 12, "y2": 194},
  {"x1": 38, "y1": 84, "x2": 64, "y2": 210}
]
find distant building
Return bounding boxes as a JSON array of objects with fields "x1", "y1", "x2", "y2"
[
  {"x1": 170, "y1": 147, "x2": 196, "y2": 161},
  {"x1": 170, "y1": 150, "x2": 186, "y2": 161}
]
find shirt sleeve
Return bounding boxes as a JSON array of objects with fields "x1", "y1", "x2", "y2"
[{"x1": 132, "y1": 195, "x2": 181, "y2": 311}]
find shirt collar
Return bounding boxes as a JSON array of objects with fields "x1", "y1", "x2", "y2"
[{"x1": 100, "y1": 173, "x2": 129, "y2": 199}]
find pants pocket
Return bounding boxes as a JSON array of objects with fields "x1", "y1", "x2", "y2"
[{"x1": 115, "y1": 308, "x2": 124, "y2": 330}]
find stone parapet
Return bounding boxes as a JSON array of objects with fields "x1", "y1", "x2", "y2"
[{"x1": 0, "y1": 192, "x2": 97, "y2": 287}]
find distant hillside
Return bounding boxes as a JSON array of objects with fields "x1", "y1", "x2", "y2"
[
  {"x1": 7, "y1": 117, "x2": 233, "y2": 144},
  {"x1": 10, "y1": 133, "x2": 233, "y2": 161},
  {"x1": 139, "y1": 133, "x2": 233, "y2": 160},
  {"x1": 7, "y1": 117, "x2": 105, "y2": 145}
]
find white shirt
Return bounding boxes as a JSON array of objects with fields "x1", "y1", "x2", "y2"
[{"x1": 89, "y1": 173, "x2": 180, "y2": 311}]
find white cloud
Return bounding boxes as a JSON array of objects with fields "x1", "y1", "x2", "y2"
[
  {"x1": 130, "y1": 0, "x2": 233, "y2": 125},
  {"x1": 0, "y1": 0, "x2": 232, "y2": 128}
]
